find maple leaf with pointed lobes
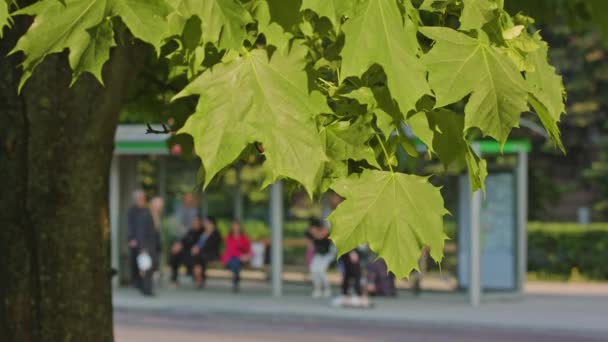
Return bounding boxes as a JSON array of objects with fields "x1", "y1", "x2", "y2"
[
  {"x1": 110, "y1": 0, "x2": 169, "y2": 53},
  {"x1": 427, "y1": 109, "x2": 488, "y2": 193},
  {"x1": 300, "y1": 0, "x2": 352, "y2": 28},
  {"x1": 71, "y1": 18, "x2": 115, "y2": 85},
  {"x1": 420, "y1": 27, "x2": 529, "y2": 145},
  {"x1": 525, "y1": 39, "x2": 566, "y2": 152},
  {"x1": 329, "y1": 170, "x2": 449, "y2": 279},
  {"x1": 321, "y1": 114, "x2": 379, "y2": 168},
  {"x1": 176, "y1": 0, "x2": 252, "y2": 50},
  {"x1": 340, "y1": 0, "x2": 429, "y2": 115},
  {"x1": 0, "y1": 0, "x2": 11, "y2": 39},
  {"x1": 175, "y1": 45, "x2": 328, "y2": 194},
  {"x1": 407, "y1": 112, "x2": 434, "y2": 153},
  {"x1": 460, "y1": 0, "x2": 499, "y2": 31},
  {"x1": 419, "y1": 0, "x2": 455, "y2": 14},
  {"x1": 11, "y1": 0, "x2": 108, "y2": 90}
]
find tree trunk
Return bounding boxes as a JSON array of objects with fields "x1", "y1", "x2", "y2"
[{"x1": 0, "y1": 12, "x2": 145, "y2": 342}]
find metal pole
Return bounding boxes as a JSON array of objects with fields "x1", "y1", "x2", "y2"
[
  {"x1": 270, "y1": 181, "x2": 284, "y2": 297},
  {"x1": 470, "y1": 187, "x2": 482, "y2": 306},
  {"x1": 234, "y1": 166, "x2": 243, "y2": 221},
  {"x1": 517, "y1": 151, "x2": 528, "y2": 293},
  {"x1": 469, "y1": 143, "x2": 482, "y2": 307},
  {"x1": 109, "y1": 156, "x2": 120, "y2": 287}
]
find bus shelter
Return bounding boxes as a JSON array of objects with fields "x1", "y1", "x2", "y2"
[
  {"x1": 109, "y1": 125, "x2": 529, "y2": 306},
  {"x1": 457, "y1": 141, "x2": 529, "y2": 306}
]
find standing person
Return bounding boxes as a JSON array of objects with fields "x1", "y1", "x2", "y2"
[
  {"x1": 127, "y1": 190, "x2": 157, "y2": 296},
  {"x1": 336, "y1": 247, "x2": 370, "y2": 307},
  {"x1": 191, "y1": 217, "x2": 222, "y2": 288},
  {"x1": 221, "y1": 221, "x2": 251, "y2": 293},
  {"x1": 127, "y1": 190, "x2": 149, "y2": 289},
  {"x1": 306, "y1": 218, "x2": 334, "y2": 298},
  {"x1": 136, "y1": 213, "x2": 159, "y2": 297},
  {"x1": 168, "y1": 215, "x2": 204, "y2": 288},
  {"x1": 175, "y1": 192, "x2": 200, "y2": 240},
  {"x1": 149, "y1": 197, "x2": 165, "y2": 278}
]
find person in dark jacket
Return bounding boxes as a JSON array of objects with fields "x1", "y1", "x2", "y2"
[
  {"x1": 340, "y1": 248, "x2": 363, "y2": 298},
  {"x1": 127, "y1": 190, "x2": 157, "y2": 296},
  {"x1": 127, "y1": 190, "x2": 149, "y2": 289},
  {"x1": 191, "y1": 217, "x2": 222, "y2": 288},
  {"x1": 366, "y1": 258, "x2": 396, "y2": 297},
  {"x1": 168, "y1": 215, "x2": 203, "y2": 287}
]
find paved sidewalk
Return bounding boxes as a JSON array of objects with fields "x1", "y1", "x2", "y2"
[
  {"x1": 525, "y1": 281, "x2": 608, "y2": 296},
  {"x1": 114, "y1": 280, "x2": 608, "y2": 340}
]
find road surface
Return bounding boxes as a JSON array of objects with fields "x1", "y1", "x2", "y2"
[{"x1": 114, "y1": 310, "x2": 602, "y2": 342}]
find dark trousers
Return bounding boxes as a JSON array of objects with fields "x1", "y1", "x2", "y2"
[
  {"x1": 129, "y1": 247, "x2": 141, "y2": 288},
  {"x1": 341, "y1": 256, "x2": 362, "y2": 296},
  {"x1": 169, "y1": 250, "x2": 192, "y2": 282},
  {"x1": 192, "y1": 254, "x2": 212, "y2": 281},
  {"x1": 140, "y1": 269, "x2": 153, "y2": 295},
  {"x1": 199, "y1": 256, "x2": 210, "y2": 280}
]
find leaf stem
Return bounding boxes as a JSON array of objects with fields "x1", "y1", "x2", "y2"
[{"x1": 376, "y1": 134, "x2": 394, "y2": 174}]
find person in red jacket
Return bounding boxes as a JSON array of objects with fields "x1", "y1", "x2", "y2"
[{"x1": 221, "y1": 221, "x2": 251, "y2": 293}]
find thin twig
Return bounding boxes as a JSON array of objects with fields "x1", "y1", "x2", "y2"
[{"x1": 145, "y1": 123, "x2": 172, "y2": 134}]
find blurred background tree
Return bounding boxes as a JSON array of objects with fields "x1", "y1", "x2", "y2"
[{"x1": 502, "y1": 0, "x2": 608, "y2": 221}]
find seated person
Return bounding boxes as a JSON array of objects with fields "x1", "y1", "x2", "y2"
[
  {"x1": 190, "y1": 217, "x2": 222, "y2": 288},
  {"x1": 221, "y1": 221, "x2": 251, "y2": 293},
  {"x1": 366, "y1": 258, "x2": 396, "y2": 297},
  {"x1": 169, "y1": 215, "x2": 203, "y2": 287}
]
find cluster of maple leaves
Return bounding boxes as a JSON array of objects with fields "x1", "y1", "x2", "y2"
[{"x1": 1, "y1": 0, "x2": 565, "y2": 278}]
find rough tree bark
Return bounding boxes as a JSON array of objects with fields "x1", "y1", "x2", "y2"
[{"x1": 0, "y1": 10, "x2": 145, "y2": 342}]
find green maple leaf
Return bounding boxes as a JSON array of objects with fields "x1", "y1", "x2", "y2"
[
  {"x1": 329, "y1": 170, "x2": 449, "y2": 279},
  {"x1": 322, "y1": 115, "x2": 379, "y2": 168},
  {"x1": 420, "y1": 27, "x2": 529, "y2": 145},
  {"x1": 372, "y1": 86, "x2": 404, "y2": 137},
  {"x1": 264, "y1": 0, "x2": 302, "y2": 32},
  {"x1": 246, "y1": 0, "x2": 270, "y2": 26},
  {"x1": 110, "y1": 0, "x2": 169, "y2": 53},
  {"x1": 300, "y1": 0, "x2": 352, "y2": 28},
  {"x1": 1, "y1": 0, "x2": 11, "y2": 39},
  {"x1": 11, "y1": 0, "x2": 108, "y2": 90},
  {"x1": 343, "y1": 87, "x2": 377, "y2": 109},
  {"x1": 72, "y1": 18, "x2": 115, "y2": 85},
  {"x1": 419, "y1": 0, "x2": 454, "y2": 14},
  {"x1": 340, "y1": 87, "x2": 393, "y2": 138},
  {"x1": 465, "y1": 147, "x2": 487, "y2": 193},
  {"x1": 525, "y1": 40, "x2": 566, "y2": 152},
  {"x1": 176, "y1": 0, "x2": 252, "y2": 50},
  {"x1": 407, "y1": 112, "x2": 434, "y2": 153},
  {"x1": 460, "y1": 0, "x2": 499, "y2": 31},
  {"x1": 427, "y1": 109, "x2": 465, "y2": 167},
  {"x1": 175, "y1": 45, "x2": 328, "y2": 194},
  {"x1": 341, "y1": 0, "x2": 429, "y2": 114},
  {"x1": 246, "y1": 0, "x2": 293, "y2": 54},
  {"x1": 315, "y1": 159, "x2": 347, "y2": 195},
  {"x1": 374, "y1": 109, "x2": 395, "y2": 137},
  {"x1": 426, "y1": 109, "x2": 487, "y2": 192}
]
